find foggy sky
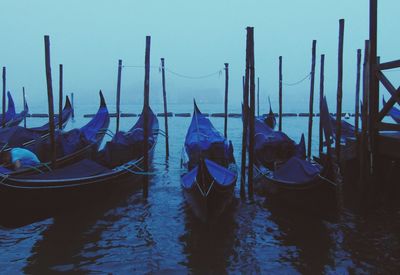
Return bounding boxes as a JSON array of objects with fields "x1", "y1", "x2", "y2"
[{"x1": 1, "y1": 0, "x2": 399, "y2": 113}]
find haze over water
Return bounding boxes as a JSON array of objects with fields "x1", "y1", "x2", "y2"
[{"x1": 1, "y1": 0, "x2": 400, "y2": 273}]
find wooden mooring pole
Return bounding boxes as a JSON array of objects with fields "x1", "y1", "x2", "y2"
[
  {"x1": 279, "y1": 56, "x2": 283, "y2": 131},
  {"x1": 355, "y1": 49, "x2": 362, "y2": 136},
  {"x1": 2, "y1": 67, "x2": 5, "y2": 128},
  {"x1": 59, "y1": 64, "x2": 63, "y2": 130},
  {"x1": 71, "y1": 92, "x2": 75, "y2": 119},
  {"x1": 224, "y1": 63, "x2": 229, "y2": 138},
  {"x1": 116, "y1": 59, "x2": 122, "y2": 133},
  {"x1": 240, "y1": 75, "x2": 247, "y2": 199},
  {"x1": 161, "y1": 58, "x2": 169, "y2": 157},
  {"x1": 319, "y1": 54, "x2": 325, "y2": 156},
  {"x1": 143, "y1": 36, "x2": 151, "y2": 198},
  {"x1": 307, "y1": 40, "x2": 317, "y2": 160},
  {"x1": 257, "y1": 77, "x2": 260, "y2": 117},
  {"x1": 368, "y1": 0, "x2": 379, "y2": 178},
  {"x1": 44, "y1": 35, "x2": 56, "y2": 168},
  {"x1": 335, "y1": 19, "x2": 345, "y2": 164},
  {"x1": 360, "y1": 40, "x2": 370, "y2": 190},
  {"x1": 23, "y1": 87, "x2": 27, "y2": 128},
  {"x1": 247, "y1": 26, "x2": 255, "y2": 199}
]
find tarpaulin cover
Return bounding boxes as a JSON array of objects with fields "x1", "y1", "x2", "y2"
[
  {"x1": 383, "y1": 97, "x2": 400, "y2": 124},
  {"x1": 24, "y1": 99, "x2": 109, "y2": 162},
  {"x1": 15, "y1": 158, "x2": 111, "y2": 180},
  {"x1": 30, "y1": 97, "x2": 72, "y2": 132},
  {"x1": 0, "y1": 92, "x2": 17, "y2": 124},
  {"x1": 185, "y1": 102, "x2": 231, "y2": 167},
  {"x1": 295, "y1": 134, "x2": 306, "y2": 159},
  {"x1": 329, "y1": 116, "x2": 355, "y2": 142},
  {"x1": 273, "y1": 156, "x2": 321, "y2": 184},
  {"x1": 101, "y1": 106, "x2": 158, "y2": 167},
  {"x1": 254, "y1": 117, "x2": 296, "y2": 163},
  {"x1": 181, "y1": 158, "x2": 235, "y2": 189}
]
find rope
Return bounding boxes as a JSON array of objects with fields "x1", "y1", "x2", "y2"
[
  {"x1": 281, "y1": 72, "x2": 311, "y2": 86},
  {"x1": 165, "y1": 68, "x2": 223, "y2": 79}
]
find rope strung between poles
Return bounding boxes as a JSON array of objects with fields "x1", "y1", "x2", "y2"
[
  {"x1": 281, "y1": 72, "x2": 312, "y2": 86},
  {"x1": 165, "y1": 68, "x2": 223, "y2": 79},
  {"x1": 122, "y1": 64, "x2": 223, "y2": 80}
]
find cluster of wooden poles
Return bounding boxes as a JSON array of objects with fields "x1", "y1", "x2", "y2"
[{"x1": 0, "y1": 14, "x2": 381, "y2": 198}]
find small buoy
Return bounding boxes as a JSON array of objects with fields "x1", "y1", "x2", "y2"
[{"x1": 345, "y1": 113, "x2": 350, "y2": 119}]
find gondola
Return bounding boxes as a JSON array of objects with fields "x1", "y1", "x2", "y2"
[
  {"x1": 252, "y1": 109, "x2": 336, "y2": 207},
  {"x1": 0, "y1": 91, "x2": 29, "y2": 128},
  {"x1": 0, "y1": 91, "x2": 109, "y2": 176},
  {"x1": 262, "y1": 96, "x2": 276, "y2": 129},
  {"x1": 383, "y1": 97, "x2": 400, "y2": 123},
  {"x1": 181, "y1": 101, "x2": 237, "y2": 222},
  {"x1": 0, "y1": 96, "x2": 73, "y2": 149},
  {"x1": 0, "y1": 105, "x2": 158, "y2": 226}
]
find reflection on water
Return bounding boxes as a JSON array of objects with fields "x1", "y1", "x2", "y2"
[{"x1": 0, "y1": 110, "x2": 399, "y2": 273}]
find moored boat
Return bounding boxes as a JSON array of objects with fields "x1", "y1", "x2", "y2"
[{"x1": 181, "y1": 101, "x2": 237, "y2": 222}]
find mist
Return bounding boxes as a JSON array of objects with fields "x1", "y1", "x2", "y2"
[{"x1": 1, "y1": 0, "x2": 399, "y2": 113}]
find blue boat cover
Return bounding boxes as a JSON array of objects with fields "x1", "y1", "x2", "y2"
[
  {"x1": 273, "y1": 156, "x2": 321, "y2": 184},
  {"x1": 100, "y1": 105, "x2": 158, "y2": 167},
  {"x1": 181, "y1": 158, "x2": 235, "y2": 189},
  {"x1": 185, "y1": 102, "x2": 231, "y2": 166},
  {"x1": 254, "y1": 117, "x2": 296, "y2": 163},
  {"x1": 0, "y1": 92, "x2": 17, "y2": 124},
  {"x1": 22, "y1": 92, "x2": 109, "y2": 162},
  {"x1": 30, "y1": 96, "x2": 72, "y2": 132},
  {"x1": 383, "y1": 97, "x2": 400, "y2": 124}
]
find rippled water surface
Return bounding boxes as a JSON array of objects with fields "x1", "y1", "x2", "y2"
[{"x1": 1, "y1": 103, "x2": 399, "y2": 274}]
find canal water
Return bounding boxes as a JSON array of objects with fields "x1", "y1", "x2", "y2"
[{"x1": 0, "y1": 102, "x2": 399, "y2": 274}]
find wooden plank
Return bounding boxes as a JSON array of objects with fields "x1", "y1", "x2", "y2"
[
  {"x1": 378, "y1": 86, "x2": 400, "y2": 121},
  {"x1": 378, "y1": 133, "x2": 400, "y2": 159},
  {"x1": 377, "y1": 122, "x2": 400, "y2": 131},
  {"x1": 379, "y1": 59, "x2": 400, "y2": 70}
]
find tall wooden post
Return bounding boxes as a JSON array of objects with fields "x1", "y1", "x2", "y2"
[
  {"x1": 335, "y1": 19, "x2": 345, "y2": 163},
  {"x1": 224, "y1": 63, "x2": 229, "y2": 138},
  {"x1": 2, "y1": 67, "x2": 5, "y2": 128},
  {"x1": 360, "y1": 40, "x2": 370, "y2": 191},
  {"x1": 319, "y1": 54, "x2": 325, "y2": 156},
  {"x1": 368, "y1": 0, "x2": 378, "y2": 176},
  {"x1": 71, "y1": 92, "x2": 75, "y2": 119},
  {"x1": 116, "y1": 59, "x2": 122, "y2": 133},
  {"x1": 355, "y1": 49, "x2": 362, "y2": 136},
  {"x1": 161, "y1": 58, "x2": 169, "y2": 157},
  {"x1": 279, "y1": 56, "x2": 283, "y2": 131},
  {"x1": 23, "y1": 87, "x2": 27, "y2": 128},
  {"x1": 257, "y1": 77, "x2": 260, "y2": 117},
  {"x1": 307, "y1": 40, "x2": 317, "y2": 160},
  {"x1": 44, "y1": 35, "x2": 56, "y2": 168},
  {"x1": 143, "y1": 36, "x2": 151, "y2": 197},
  {"x1": 247, "y1": 27, "x2": 255, "y2": 199},
  {"x1": 58, "y1": 64, "x2": 63, "y2": 130},
  {"x1": 240, "y1": 75, "x2": 247, "y2": 199}
]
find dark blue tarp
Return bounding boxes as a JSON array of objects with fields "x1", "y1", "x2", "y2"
[
  {"x1": 100, "y1": 105, "x2": 158, "y2": 167},
  {"x1": 0, "y1": 92, "x2": 17, "y2": 125},
  {"x1": 181, "y1": 158, "x2": 235, "y2": 189},
  {"x1": 273, "y1": 156, "x2": 321, "y2": 183},
  {"x1": 185, "y1": 102, "x2": 231, "y2": 168},
  {"x1": 254, "y1": 117, "x2": 296, "y2": 164}
]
